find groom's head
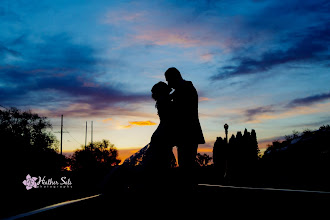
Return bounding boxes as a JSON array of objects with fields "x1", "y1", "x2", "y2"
[{"x1": 165, "y1": 67, "x2": 183, "y2": 89}]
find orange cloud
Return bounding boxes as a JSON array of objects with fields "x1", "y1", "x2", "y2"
[
  {"x1": 200, "y1": 53, "x2": 213, "y2": 62},
  {"x1": 102, "y1": 118, "x2": 113, "y2": 123},
  {"x1": 120, "y1": 120, "x2": 157, "y2": 129},
  {"x1": 104, "y1": 10, "x2": 146, "y2": 24},
  {"x1": 135, "y1": 30, "x2": 203, "y2": 48},
  {"x1": 130, "y1": 121, "x2": 157, "y2": 126},
  {"x1": 199, "y1": 97, "x2": 211, "y2": 102}
]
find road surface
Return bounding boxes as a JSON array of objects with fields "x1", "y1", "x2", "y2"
[{"x1": 4, "y1": 184, "x2": 330, "y2": 219}]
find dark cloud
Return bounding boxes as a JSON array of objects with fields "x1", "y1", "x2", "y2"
[
  {"x1": 0, "y1": 33, "x2": 150, "y2": 114},
  {"x1": 242, "y1": 91, "x2": 330, "y2": 122},
  {"x1": 211, "y1": 0, "x2": 330, "y2": 81},
  {"x1": 26, "y1": 33, "x2": 97, "y2": 69},
  {"x1": 244, "y1": 0, "x2": 330, "y2": 31},
  {"x1": 0, "y1": 66, "x2": 149, "y2": 110},
  {"x1": 0, "y1": 6, "x2": 21, "y2": 22},
  {"x1": 287, "y1": 92, "x2": 330, "y2": 108},
  {"x1": 244, "y1": 106, "x2": 274, "y2": 121},
  {"x1": 0, "y1": 44, "x2": 21, "y2": 59},
  {"x1": 212, "y1": 24, "x2": 330, "y2": 80}
]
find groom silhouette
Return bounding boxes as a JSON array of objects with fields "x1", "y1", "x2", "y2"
[{"x1": 165, "y1": 67, "x2": 205, "y2": 172}]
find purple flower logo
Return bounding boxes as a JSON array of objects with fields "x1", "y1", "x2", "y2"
[{"x1": 22, "y1": 174, "x2": 38, "y2": 190}]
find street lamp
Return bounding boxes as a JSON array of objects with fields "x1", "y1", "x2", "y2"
[{"x1": 224, "y1": 123, "x2": 229, "y2": 143}]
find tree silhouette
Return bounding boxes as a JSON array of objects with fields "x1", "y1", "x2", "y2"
[
  {"x1": 0, "y1": 107, "x2": 64, "y2": 175},
  {"x1": 71, "y1": 139, "x2": 121, "y2": 172},
  {"x1": 196, "y1": 153, "x2": 212, "y2": 167},
  {"x1": 213, "y1": 128, "x2": 260, "y2": 183},
  {"x1": 251, "y1": 129, "x2": 260, "y2": 159},
  {"x1": 0, "y1": 107, "x2": 58, "y2": 151},
  {"x1": 213, "y1": 137, "x2": 227, "y2": 168}
]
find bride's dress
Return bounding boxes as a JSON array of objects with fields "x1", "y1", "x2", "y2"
[
  {"x1": 102, "y1": 97, "x2": 176, "y2": 192},
  {"x1": 122, "y1": 96, "x2": 176, "y2": 168},
  {"x1": 122, "y1": 143, "x2": 150, "y2": 167}
]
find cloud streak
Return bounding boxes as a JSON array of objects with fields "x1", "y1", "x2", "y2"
[
  {"x1": 243, "y1": 91, "x2": 330, "y2": 123},
  {"x1": 33, "y1": 104, "x2": 157, "y2": 119},
  {"x1": 120, "y1": 120, "x2": 157, "y2": 129},
  {"x1": 287, "y1": 91, "x2": 330, "y2": 108},
  {"x1": 244, "y1": 106, "x2": 275, "y2": 122}
]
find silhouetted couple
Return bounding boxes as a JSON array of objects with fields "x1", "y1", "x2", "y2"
[
  {"x1": 146, "y1": 67, "x2": 205, "y2": 185},
  {"x1": 103, "y1": 67, "x2": 204, "y2": 192}
]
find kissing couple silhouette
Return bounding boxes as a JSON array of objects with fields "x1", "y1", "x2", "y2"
[
  {"x1": 103, "y1": 67, "x2": 205, "y2": 192},
  {"x1": 147, "y1": 67, "x2": 205, "y2": 170}
]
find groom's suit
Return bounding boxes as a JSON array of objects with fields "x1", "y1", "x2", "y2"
[{"x1": 171, "y1": 80, "x2": 205, "y2": 168}]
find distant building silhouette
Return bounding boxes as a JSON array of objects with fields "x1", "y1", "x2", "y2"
[{"x1": 213, "y1": 128, "x2": 260, "y2": 182}]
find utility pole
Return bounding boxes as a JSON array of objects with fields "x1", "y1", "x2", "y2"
[
  {"x1": 91, "y1": 121, "x2": 93, "y2": 150},
  {"x1": 54, "y1": 115, "x2": 68, "y2": 154},
  {"x1": 60, "y1": 115, "x2": 63, "y2": 155},
  {"x1": 85, "y1": 121, "x2": 87, "y2": 150}
]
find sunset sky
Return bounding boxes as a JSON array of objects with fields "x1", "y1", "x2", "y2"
[{"x1": 1, "y1": 0, "x2": 330, "y2": 160}]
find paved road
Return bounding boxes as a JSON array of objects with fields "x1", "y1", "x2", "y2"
[{"x1": 4, "y1": 184, "x2": 330, "y2": 219}]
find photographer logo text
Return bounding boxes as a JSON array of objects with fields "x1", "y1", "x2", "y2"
[{"x1": 23, "y1": 174, "x2": 72, "y2": 190}]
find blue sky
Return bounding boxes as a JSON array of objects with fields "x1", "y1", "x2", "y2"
[{"x1": 1, "y1": 0, "x2": 330, "y2": 159}]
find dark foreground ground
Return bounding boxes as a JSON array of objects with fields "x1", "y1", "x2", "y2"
[
  {"x1": 2, "y1": 165, "x2": 330, "y2": 219},
  {"x1": 4, "y1": 183, "x2": 330, "y2": 220}
]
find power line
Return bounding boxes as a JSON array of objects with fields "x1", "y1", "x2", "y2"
[
  {"x1": 64, "y1": 128, "x2": 82, "y2": 146},
  {"x1": 52, "y1": 125, "x2": 85, "y2": 128}
]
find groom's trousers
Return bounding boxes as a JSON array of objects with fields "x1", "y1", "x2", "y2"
[
  {"x1": 177, "y1": 144, "x2": 198, "y2": 187},
  {"x1": 177, "y1": 144, "x2": 198, "y2": 169}
]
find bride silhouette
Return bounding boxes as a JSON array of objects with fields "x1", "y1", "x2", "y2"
[
  {"x1": 147, "y1": 81, "x2": 177, "y2": 168},
  {"x1": 123, "y1": 81, "x2": 176, "y2": 168},
  {"x1": 123, "y1": 82, "x2": 176, "y2": 169},
  {"x1": 102, "y1": 82, "x2": 176, "y2": 192}
]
